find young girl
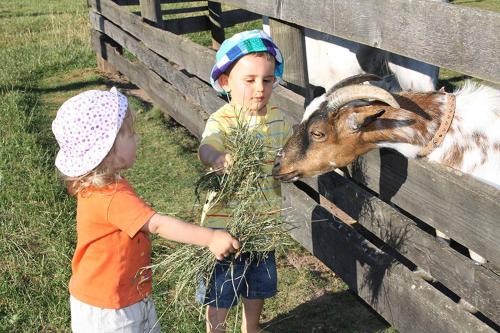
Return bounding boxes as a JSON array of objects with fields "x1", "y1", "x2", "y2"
[
  {"x1": 52, "y1": 87, "x2": 240, "y2": 332},
  {"x1": 198, "y1": 30, "x2": 292, "y2": 333}
]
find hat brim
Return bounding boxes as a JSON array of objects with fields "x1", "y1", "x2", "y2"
[{"x1": 55, "y1": 132, "x2": 117, "y2": 177}]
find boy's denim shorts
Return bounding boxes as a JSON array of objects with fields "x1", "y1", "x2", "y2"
[{"x1": 196, "y1": 251, "x2": 277, "y2": 308}]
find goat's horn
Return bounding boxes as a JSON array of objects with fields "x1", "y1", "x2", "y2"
[
  {"x1": 325, "y1": 74, "x2": 382, "y2": 96},
  {"x1": 327, "y1": 84, "x2": 400, "y2": 112}
]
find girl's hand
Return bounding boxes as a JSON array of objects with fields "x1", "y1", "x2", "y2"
[
  {"x1": 213, "y1": 153, "x2": 233, "y2": 175},
  {"x1": 208, "y1": 229, "x2": 240, "y2": 261}
]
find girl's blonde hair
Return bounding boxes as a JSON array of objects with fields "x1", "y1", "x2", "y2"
[{"x1": 64, "y1": 109, "x2": 135, "y2": 196}]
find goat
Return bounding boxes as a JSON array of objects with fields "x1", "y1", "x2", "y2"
[
  {"x1": 262, "y1": 20, "x2": 440, "y2": 92},
  {"x1": 272, "y1": 74, "x2": 500, "y2": 264}
]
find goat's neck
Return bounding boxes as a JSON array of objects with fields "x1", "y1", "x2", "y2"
[{"x1": 364, "y1": 92, "x2": 447, "y2": 158}]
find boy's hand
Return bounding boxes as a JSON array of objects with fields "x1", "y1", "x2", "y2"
[
  {"x1": 213, "y1": 153, "x2": 233, "y2": 175},
  {"x1": 208, "y1": 229, "x2": 240, "y2": 261}
]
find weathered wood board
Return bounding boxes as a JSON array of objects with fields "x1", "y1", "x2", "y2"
[
  {"x1": 346, "y1": 150, "x2": 500, "y2": 269},
  {"x1": 283, "y1": 179, "x2": 496, "y2": 333},
  {"x1": 91, "y1": 30, "x2": 208, "y2": 138},
  {"x1": 114, "y1": 0, "x2": 205, "y2": 5},
  {"x1": 209, "y1": 0, "x2": 500, "y2": 84},
  {"x1": 90, "y1": 12, "x2": 226, "y2": 113},
  {"x1": 304, "y1": 171, "x2": 500, "y2": 323},
  {"x1": 88, "y1": 0, "x2": 306, "y2": 118}
]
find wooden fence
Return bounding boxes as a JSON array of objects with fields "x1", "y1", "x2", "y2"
[{"x1": 87, "y1": 0, "x2": 500, "y2": 332}]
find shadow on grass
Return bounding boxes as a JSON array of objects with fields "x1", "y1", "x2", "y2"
[
  {"x1": 1, "y1": 80, "x2": 96, "y2": 95},
  {"x1": 263, "y1": 291, "x2": 390, "y2": 333},
  {"x1": 0, "y1": 78, "x2": 138, "y2": 95},
  {"x1": 0, "y1": 11, "x2": 68, "y2": 19}
]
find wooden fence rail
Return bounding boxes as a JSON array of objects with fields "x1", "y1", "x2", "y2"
[
  {"x1": 88, "y1": 0, "x2": 500, "y2": 331},
  {"x1": 208, "y1": 0, "x2": 500, "y2": 85},
  {"x1": 283, "y1": 177, "x2": 496, "y2": 333}
]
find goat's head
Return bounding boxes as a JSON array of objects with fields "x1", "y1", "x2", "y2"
[{"x1": 273, "y1": 77, "x2": 400, "y2": 182}]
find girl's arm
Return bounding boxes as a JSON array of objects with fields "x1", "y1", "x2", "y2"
[{"x1": 142, "y1": 214, "x2": 239, "y2": 260}]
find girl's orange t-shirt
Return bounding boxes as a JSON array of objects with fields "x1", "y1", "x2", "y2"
[{"x1": 69, "y1": 179, "x2": 156, "y2": 309}]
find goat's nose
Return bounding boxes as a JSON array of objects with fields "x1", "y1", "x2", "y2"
[
  {"x1": 272, "y1": 160, "x2": 281, "y2": 177},
  {"x1": 273, "y1": 149, "x2": 284, "y2": 171}
]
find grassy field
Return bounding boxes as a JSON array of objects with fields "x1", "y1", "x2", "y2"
[
  {"x1": 451, "y1": 0, "x2": 500, "y2": 11},
  {"x1": 0, "y1": 0, "x2": 497, "y2": 332}
]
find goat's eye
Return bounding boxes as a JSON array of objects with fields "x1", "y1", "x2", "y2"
[{"x1": 310, "y1": 130, "x2": 325, "y2": 141}]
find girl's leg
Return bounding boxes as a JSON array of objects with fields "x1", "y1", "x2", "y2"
[
  {"x1": 241, "y1": 298, "x2": 270, "y2": 333},
  {"x1": 206, "y1": 305, "x2": 230, "y2": 333}
]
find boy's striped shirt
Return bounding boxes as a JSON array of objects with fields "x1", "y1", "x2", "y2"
[{"x1": 199, "y1": 103, "x2": 292, "y2": 228}]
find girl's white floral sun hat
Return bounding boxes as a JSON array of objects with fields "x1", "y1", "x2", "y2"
[{"x1": 52, "y1": 87, "x2": 128, "y2": 177}]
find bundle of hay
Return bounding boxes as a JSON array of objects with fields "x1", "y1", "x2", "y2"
[{"x1": 149, "y1": 113, "x2": 293, "y2": 312}]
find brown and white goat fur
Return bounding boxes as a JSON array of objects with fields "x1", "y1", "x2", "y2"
[
  {"x1": 273, "y1": 76, "x2": 500, "y2": 264},
  {"x1": 274, "y1": 80, "x2": 500, "y2": 188}
]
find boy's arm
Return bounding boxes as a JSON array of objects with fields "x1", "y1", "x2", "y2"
[
  {"x1": 142, "y1": 213, "x2": 240, "y2": 260},
  {"x1": 199, "y1": 144, "x2": 233, "y2": 173}
]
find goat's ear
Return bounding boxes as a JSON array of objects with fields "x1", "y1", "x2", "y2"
[{"x1": 348, "y1": 108, "x2": 386, "y2": 131}]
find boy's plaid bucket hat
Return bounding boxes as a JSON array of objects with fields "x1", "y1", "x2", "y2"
[
  {"x1": 52, "y1": 87, "x2": 128, "y2": 177},
  {"x1": 210, "y1": 29, "x2": 284, "y2": 94}
]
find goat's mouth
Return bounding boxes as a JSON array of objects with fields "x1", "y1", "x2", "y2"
[{"x1": 272, "y1": 170, "x2": 301, "y2": 183}]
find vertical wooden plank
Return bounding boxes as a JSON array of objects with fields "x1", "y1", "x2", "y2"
[
  {"x1": 268, "y1": 18, "x2": 312, "y2": 101},
  {"x1": 139, "y1": 0, "x2": 163, "y2": 28},
  {"x1": 208, "y1": 1, "x2": 224, "y2": 49}
]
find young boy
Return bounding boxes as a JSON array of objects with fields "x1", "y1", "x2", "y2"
[{"x1": 198, "y1": 30, "x2": 292, "y2": 333}]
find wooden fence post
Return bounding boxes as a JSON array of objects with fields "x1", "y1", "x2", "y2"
[
  {"x1": 269, "y1": 18, "x2": 312, "y2": 102},
  {"x1": 139, "y1": 0, "x2": 163, "y2": 28},
  {"x1": 208, "y1": 1, "x2": 224, "y2": 50},
  {"x1": 95, "y1": 30, "x2": 122, "y2": 76}
]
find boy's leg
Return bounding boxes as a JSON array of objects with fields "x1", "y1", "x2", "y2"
[
  {"x1": 240, "y1": 252, "x2": 277, "y2": 333},
  {"x1": 241, "y1": 298, "x2": 270, "y2": 333},
  {"x1": 206, "y1": 305, "x2": 230, "y2": 333},
  {"x1": 203, "y1": 256, "x2": 247, "y2": 333}
]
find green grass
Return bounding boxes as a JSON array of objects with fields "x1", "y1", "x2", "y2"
[
  {"x1": 0, "y1": 0, "x2": 93, "y2": 330},
  {"x1": 2, "y1": 0, "x2": 497, "y2": 332},
  {"x1": 0, "y1": 1, "x2": 386, "y2": 331},
  {"x1": 450, "y1": 0, "x2": 500, "y2": 12}
]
